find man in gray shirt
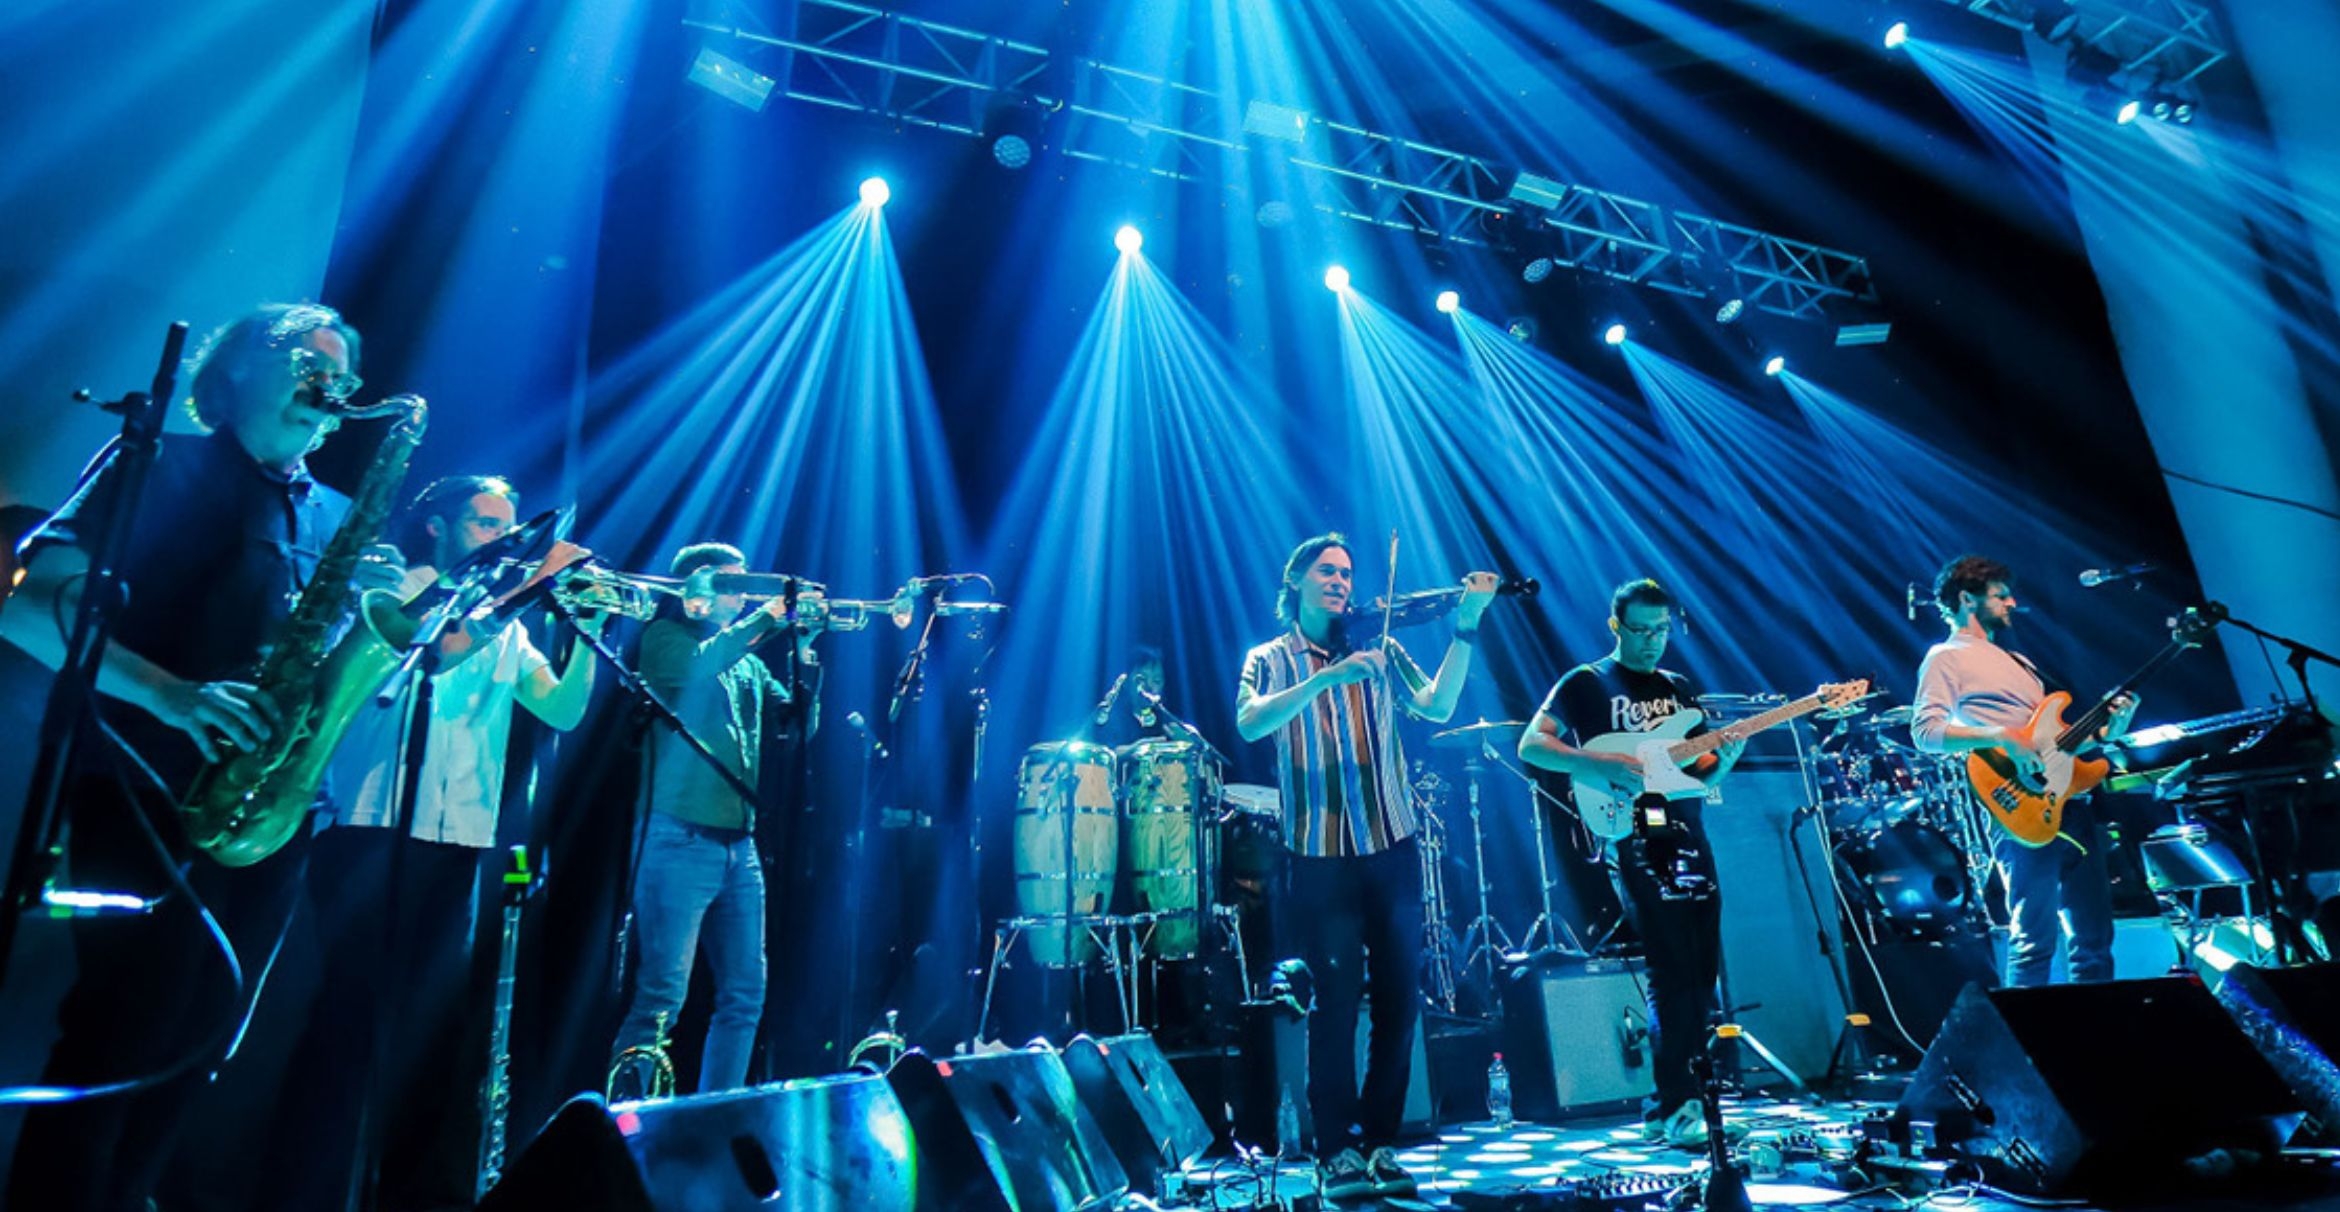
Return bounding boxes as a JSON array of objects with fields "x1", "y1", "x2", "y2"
[{"x1": 1911, "y1": 555, "x2": 2135, "y2": 986}]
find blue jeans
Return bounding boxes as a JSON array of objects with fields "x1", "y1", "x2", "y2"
[
  {"x1": 614, "y1": 813, "x2": 767, "y2": 1091},
  {"x1": 1284, "y1": 838, "x2": 1424, "y2": 1154},
  {"x1": 1994, "y1": 798, "x2": 2115, "y2": 987}
]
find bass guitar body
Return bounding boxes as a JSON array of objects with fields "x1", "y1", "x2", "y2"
[{"x1": 1965, "y1": 691, "x2": 2110, "y2": 848}]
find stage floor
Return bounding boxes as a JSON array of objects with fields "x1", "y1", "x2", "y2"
[{"x1": 1169, "y1": 1095, "x2": 2340, "y2": 1212}]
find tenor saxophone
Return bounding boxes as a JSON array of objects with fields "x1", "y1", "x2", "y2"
[{"x1": 178, "y1": 395, "x2": 428, "y2": 867}]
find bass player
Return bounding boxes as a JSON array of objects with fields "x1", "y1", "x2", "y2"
[{"x1": 1911, "y1": 554, "x2": 2135, "y2": 987}]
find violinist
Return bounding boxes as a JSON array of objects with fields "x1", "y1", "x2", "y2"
[{"x1": 1234, "y1": 532, "x2": 1496, "y2": 1200}]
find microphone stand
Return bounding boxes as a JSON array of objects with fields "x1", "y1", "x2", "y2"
[
  {"x1": 2209, "y1": 605, "x2": 2337, "y2": 718},
  {"x1": 5, "y1": 322, "x2": 187, "y2": 977}
]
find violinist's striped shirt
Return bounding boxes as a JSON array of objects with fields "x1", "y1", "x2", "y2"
[{"x1": 1238, "y1": 629, "x2": 1426, "y2": 858}]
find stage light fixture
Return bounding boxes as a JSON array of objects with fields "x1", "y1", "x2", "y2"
[
  {"x1": 2173, "y1": 102, "x2": 2194, "y2": 124},
  {"x1": 983, "y1": 94, "x2": 1049, "y2": 170},
  {"x1": 1883, "y1": 22, "x2": 1910, "y2": 49},
  {"x1": 1435, "y1": 290, "x2": 1460, "y2": 314},
  {"x1": 1764, "y1": 355, "x2": 1787, "y2": 377},
  {"x1": 1522, "y1": 257, "x2": 1555, "y2": 284},
  {"x1": 2030, "y1": 1, "x2": 2081, "y2": 42},
  {"x1": 2116, "y1": 99, "x2": 2142, "y2": 125},
  {"x1": 1603, "y1": 323, "x2": 1628, "y2": 346},
  {"x1": 1715, "y1": 298, "x2": 1746, "y2": 325},
  {"x1": 1115, "y1": 225, "x2": 1143, "y2": 255},
  {"x1": 1324, "y1": 265, "x2": 1351, "y2": 292},
  {"x1": 687, "y1": 48, "x2": 776, "y2": 112},
  {"x1": 859, "y1": 177, "x2": 891, "y2": 207},
  {"x1": 1506, "y1": 317, "x2": 1539, "y2": 344}
]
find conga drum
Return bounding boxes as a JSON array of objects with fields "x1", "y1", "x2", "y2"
[
  {"x1": 1119, "y1": 740, "x2": 1220, "y2": 960},
  {"x1": 1013, "y1": 741, "x2": 1120, "y2": 966}
]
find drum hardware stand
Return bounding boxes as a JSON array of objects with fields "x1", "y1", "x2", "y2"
[
  {"x1": 1418, "y1": 812, "x2": 1462, "y2": 1013},
  {"x1": 1786, "y1": 720, "x2": 1903, "y2": 1089},
  {"x1": 1457, "y1": 749, "x2": 1518, "y2": 1002},
  {"x1": 1493, "y1": 745, "x2": 1589, "y2": 961},
  {"x1": 1412, "y1": 763, "x2": 1463, "y2": 1013},
  {"x1": 976, "y1": 914, "x2": 1140, "y2": 1044},
  {"x1": 1710, "y1": 949, "x2": 1806, "y2": 1096}
]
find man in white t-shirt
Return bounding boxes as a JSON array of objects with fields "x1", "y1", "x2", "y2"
[{"x1": 254, "y1": 475, "x2": 599, "y2": 1212}]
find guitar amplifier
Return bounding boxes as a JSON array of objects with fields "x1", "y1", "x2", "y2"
[{"x1": 1500, "y1": 958, "x2": 1653, "y2": 1120}]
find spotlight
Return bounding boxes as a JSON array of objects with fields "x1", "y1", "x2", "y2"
[
  {"x1": 1522, "y1": 257, "x2": 1555, "y2": 284},
  {"x1": 1115, "y1": 225, "x2": 1143, "y2": 255},
  {"x1": 859, "y1": 177, "x2": 891, "y2": 207},
  {"x1": 1883, "y1": 21, "x2": 1910, "y2": 49},
  {"x1": 2173, "y1": 102, "x2": 2194, "y2": 124},
  {"x1": 2030, "y1": 0, "x2": 2081, "y2": 42},
  {"x1": 1324, "y1": 265, "x2": 1351, "y2": 292},
  {"x1": 1714, "y1": 297, "x2": 1746, "y2": 325},
  {"x1": 984, "y1": 94, "x2": 1046, "y2": 170},
  {"x1": 1603, "y1": 323, "x2": 1628, "y2": 346},
  {"x1": 1505, "y1": 317, "x2": 1539, "y2": 344},
  {"x1": 1435, "y1": 290, "x2": 1460, "y2": 314},
  {"x1": 1763, "y1": 355, "x2": 1787, "y2": 377},
  {"x1": 2115, "y1": 99, "x2": 2142, "y2": 125}
]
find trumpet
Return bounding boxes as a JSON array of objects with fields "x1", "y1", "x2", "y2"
[
  {"x1": 547, "y1": 565, "x2": 920, "y2": 631},
  {"x1": 549, "y1": 565, "x2": 687, "y2": 621}
]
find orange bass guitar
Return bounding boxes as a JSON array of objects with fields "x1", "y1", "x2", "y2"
[{"x1": 1965, "y1": 607, "x2": 2221, "y2": 848}]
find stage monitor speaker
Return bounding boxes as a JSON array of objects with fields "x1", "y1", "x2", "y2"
[
  {"x1": 478, "y1": 1075, "x2": 915, "y2": 1212},
  {"x1": 886, "y1": 1047, "x2": 1128, "y2": 1211},
  {"x1": 1500, "y1": 958, "x2": 1653, "y2": 1121},
  {"x1": 1062, "y1": 1033, "x2": 1212, "y2": 1196},
  {"x1": 2216, "y1": 962, "x2": 2340, "y2": 1128},
  {"x1": 1896, "y1": 977, "x2": 2302, "y2": 1197}
]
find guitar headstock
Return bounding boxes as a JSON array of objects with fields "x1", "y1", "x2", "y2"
[{"x1": 1817, "y1": 679, "x2": 1872, "y2": 712}]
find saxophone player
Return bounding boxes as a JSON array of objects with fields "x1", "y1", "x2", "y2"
[
  {"x1": 0, "y1": 304, "x2": 406, "y2": 1212},
  {"x1": 251, "y1": 474, "x2": 600, "y2": 1212}
]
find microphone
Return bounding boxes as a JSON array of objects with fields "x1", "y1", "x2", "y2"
[
  {"x1": 2080, "y1": 562, "x2": 2155, "y2": 588},
  {"x1": 1093, "y1": 673, "x2": 1128, "y2": 727},
  {"x1": 844, "y1": 710, "x2": 887, "y2": 759},
  {"x1": 1906, "y1": 583, "x2": 1920, "y2": 623}
]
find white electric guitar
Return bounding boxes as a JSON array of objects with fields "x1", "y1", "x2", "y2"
[{"x1": 1570, "y1": 680, "x2": 1871, "y2": 840}]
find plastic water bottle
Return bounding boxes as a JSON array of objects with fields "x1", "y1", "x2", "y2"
[{"x1": 1487, "y1": 1052, "x2": 1514, "y2": 1128}]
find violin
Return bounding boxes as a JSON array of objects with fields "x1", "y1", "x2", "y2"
[{"x1": 1339, "y1": 575, "x2": 1539, "y2": 646}]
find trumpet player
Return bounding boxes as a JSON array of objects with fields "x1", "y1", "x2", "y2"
[
  {"x1": 253, "y1": 474, "x2": 600, "y2": 1212},
  {"x1": 608, "y1": 542, "x2": 822, "y2": 1096},
  {"x1": 1, "y1": 304, "x2": 407, "y2": 1212}
]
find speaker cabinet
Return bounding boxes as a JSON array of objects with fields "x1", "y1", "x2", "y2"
[
  {"x1": 1897, "y1": 977, "x2": 2301, "y2": 1196},
  {"x1": 2216, "y1": 963, "x2": 2340, "y2": 1129},
  {"x1": 1500, "y1": 958, "x2": 1654, "y2": 1120},
  {"x1": 1061, "y1": 1034, "x2": 1212, "y2": 1196},
  {"x1": 1350, "y1": 996, "x2": 1435, "y2": 1137},
  {"x1": 479, "y1": 1075, "x2": 915, "y2": 1212},
  {"x1": 885, "y1": 1048, "x2": 1128, "y2": 1210}
]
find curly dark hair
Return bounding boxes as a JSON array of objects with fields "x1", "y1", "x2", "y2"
[
  {"x1": 183, "y1": 303, "x2": 362, "y2": 432},
  {"x1": 1932, "y1": 554, "x2": 2014, "y2": 622}
]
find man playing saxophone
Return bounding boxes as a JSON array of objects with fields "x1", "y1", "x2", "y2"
[
  {"x1": 0, "y1": 303, "x2": 408, "y2": 1212},
  {"x1": 607, "y1": 542, "x2": 821, "y2": 1096},
  {"x1": 252, "y1": 474, "x2": 599, "y2": 1211}
]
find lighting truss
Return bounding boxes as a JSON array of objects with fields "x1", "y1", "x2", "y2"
[
  {"x1": 1933, "y1": 0, "x2": 2228, "y2": 86},
  {"x1": 683, "y1": 1, "x2": 1878, "y2": 324}
]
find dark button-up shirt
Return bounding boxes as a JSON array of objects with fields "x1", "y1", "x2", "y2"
[{"x1": 21, "y1": 431, "x2": 349, "y2": 791}]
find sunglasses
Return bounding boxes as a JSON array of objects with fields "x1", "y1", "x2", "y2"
[{"x1": 287, "y1": 345, "x2": 364, "y2": 406}]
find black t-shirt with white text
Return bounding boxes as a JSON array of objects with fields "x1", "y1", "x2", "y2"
[{"x1": 1538, "y1": 656, "x2": 1709, "y2": 834}]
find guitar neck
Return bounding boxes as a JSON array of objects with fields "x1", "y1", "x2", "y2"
[{"x1": 1667, "y1": 694, "x2": 1825, "y2": 763}]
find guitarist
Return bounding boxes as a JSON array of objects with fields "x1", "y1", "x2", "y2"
[
  {"x1": 1910, "y1": 555, "x2": 2136, "y2": 987},
  {"x1": 1519, "y1": 577, "x2": 1745, "y2": 1149}
]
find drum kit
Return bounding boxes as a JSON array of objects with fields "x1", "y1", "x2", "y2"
[{"x1": 1807, "y1": 702, "x2": 1996, "y2": 943}]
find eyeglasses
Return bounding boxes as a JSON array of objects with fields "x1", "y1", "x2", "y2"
[
  {"x1": 1617, "y1": 620, "x2": 1672, "y2": 639},
  {"x1": 287, "y1": 345, "x2": 363, "y2": 404}
]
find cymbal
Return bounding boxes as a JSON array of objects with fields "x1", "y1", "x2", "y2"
[
  {"x1": 1813, "y1": 690, "x2": 1885, "y2": 720},
  {"x1": 1833, "y1": 704, "x2": 1915, "y2": 733},
  {"x1": 1430, "y1": 718, "x2": 1524, "y2": 750}
]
